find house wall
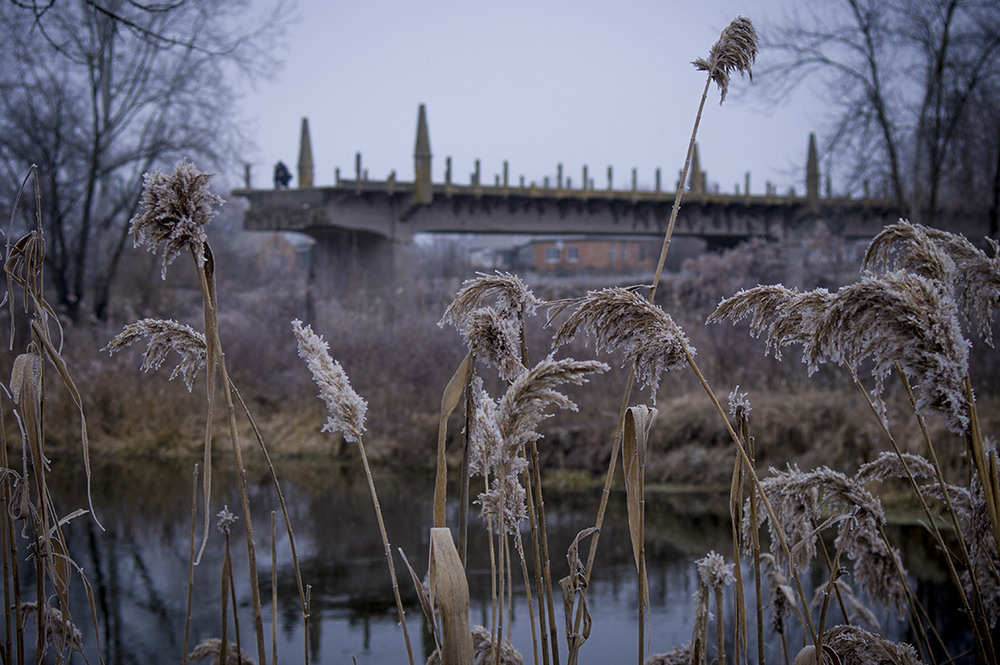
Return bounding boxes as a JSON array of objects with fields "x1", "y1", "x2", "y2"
[{"x1": 531, "y1": 239, "x2": 660, "y2": 272}]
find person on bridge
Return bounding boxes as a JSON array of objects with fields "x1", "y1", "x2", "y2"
[{"x1": 273, "y1": 161, "x2": 292, "y2": 189}]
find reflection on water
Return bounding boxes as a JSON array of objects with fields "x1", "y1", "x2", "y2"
[{"x1": 27, "y1": 456, "x2": 969, "y2": 664}]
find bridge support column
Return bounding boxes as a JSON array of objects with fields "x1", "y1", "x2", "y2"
[{"x1": 306, "y1": 228, "x2": 413, "y2": 303}]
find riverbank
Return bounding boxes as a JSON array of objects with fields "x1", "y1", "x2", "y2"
[{"x1": 33, "y1": 383, "x2": 992, "y2": 488}]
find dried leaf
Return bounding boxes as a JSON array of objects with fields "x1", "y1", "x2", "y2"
[
  {"x1": 435, "y1": 351, "x2": 473, "y2": 528},
  {"x1": 429, "y1": 528, "x2": 473, "y2": 665},
  {"x1": 10, "y1": 352, "x2": 40, "y2": 406},
  {"x1": 560, "y1": 527, "x2": 597, "y2": 665},
  {"x1": 622, "y1": 406, "x2": 656, "y2": 570},
  {"x1": 32, "y1": 321, "x2": 103, "y2": 531}
]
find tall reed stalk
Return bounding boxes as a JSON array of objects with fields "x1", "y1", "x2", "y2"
[
  {"x1": 566, "y1": 18, "x2": 759, "y2": 658},
  {"x1": 291, "y1": 318, "x2": 415, "y2": 664},
  {"x1": 0, "y1": 166, "x2": 102, "y2": 665},
  {"x1": 127, "y1": 160, "x2": 270, "y2": 663}
]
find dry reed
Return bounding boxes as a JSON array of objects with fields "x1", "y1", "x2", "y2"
[
  {"x1": 103, "y1": 318, "x2": 207, "y2": 391},
  {"x1": 439, "y1": 271, "x2": 541, "y2": 332},
  {"x1": 864, "y1": 220, "x2": 1000, "y2": 346},
  {"x1": 130, "y1": 159, "x2": 222, "y2": 278},
  {"x1": 292, "y1": 318, "x2": 415, "y2": 664},
  {"x1": 749, "y1": 465, "x2": 909, "y2": 614},
  {"x1": 11, "y1": 11, "x2": 998, "y2": 665},
  {"x1": 692, "y1": 16, "x2": 758, "y2": 104},
  {"x1": 793, "y1": 625, "x2": 924, "y2": 665},
  {"x1": 551, "y1": 286, "x2": 693, "y2": 395},
  {"x1": 561, "y1": 22, "x2": 759, "y2": 663},
  {"x1": 187, "y1": 638, "x2": 255, "y2": 665},
  {"x1": 692, "y1": 551, "x2": 736, "y2": 665},
  {"x1": 709, "y1": 271, "x2": 971, "y2": 433},
  {"x1": 129, "y1": 160, "x2": 268, "y2": 663}
]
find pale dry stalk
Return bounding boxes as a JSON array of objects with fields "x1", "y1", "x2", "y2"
[
  {"x1": 230, "y1": 381, "x2": 310, "y2": 632},
  {"x1": 270, "y1": 513, "x2": 278, "y2": 665},
  {"x1": 0, "y1": 422, "x2": 20, "y2": 664},
  {"x1": 183, "y1": 464, "x2": 199, "y2": 665},
  {"x1": 469, "y1": 357, "x2": 607, "y2": 664},
  {"x1": 893, "y1": 366, "x2": 992, "y2": 656},
  {"x1": 292, "y1": 319, "x2": 414, "y2": 664},
  {"x1": 129, "y1": 160, "x2": 267, "y2": 663},
  {"x1": 853, "y1": 377, "x2": 991, "y2": 659},
  {"x1": 728, "y1": 388, "x2": 752, "y2": 665},
  {"x1": 561, "y1": 19, "x2": 758, "y2": 652},
  {"x1": 197, "y1": 256, "x2": 267, "y2": 665}
]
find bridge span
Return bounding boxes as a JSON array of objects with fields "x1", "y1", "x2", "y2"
[{"x1": 233, "y1": 105, "x2": 902, "y2": 292}]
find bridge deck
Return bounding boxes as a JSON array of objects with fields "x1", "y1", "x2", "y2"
[{"x1": 234, "y1": 177, "x2": 901, "y2": 244}]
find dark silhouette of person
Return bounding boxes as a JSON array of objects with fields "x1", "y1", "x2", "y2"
[{"x1": 274, "y1": 161, "x2": 292, "y2": 189}]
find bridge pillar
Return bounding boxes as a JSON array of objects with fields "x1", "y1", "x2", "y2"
[
  {"x1": 306, "y1": 228, "x2": 413, "y2": 302},
  {"x1": 806, "y1": 132, "x2": 819, "y2": 212},
  {"x1": 414, "y1": 104, "x2": 432, "y2": 205},
  {"x1": 298, "y1": 117, "x2": 314, "y2": 188}
]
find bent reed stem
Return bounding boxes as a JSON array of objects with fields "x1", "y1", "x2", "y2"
[
  {"x1": 853, "y1": 374, "x2": 991, "y2": 660},
  {"x1": 683, "y1": 344, "x2": 818, "y2": 643},
  {"x1": 195, "y1": 257, "x2": 267, "y2": 665},
  {"x1": 231, "y1": 381, "x2": 309, "y2": 621}
]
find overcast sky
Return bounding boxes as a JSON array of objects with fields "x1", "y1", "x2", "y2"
[{"x1": 237, "y1": 0, "x2": 823, "y2": 197}]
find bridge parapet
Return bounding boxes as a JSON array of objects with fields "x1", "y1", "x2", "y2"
[
  {"x1": 234, "y1": 176, "x2": 901, "y2": 247},
  {"x1": 236, "y1": 105, "x2": 904, "y2": 247}
]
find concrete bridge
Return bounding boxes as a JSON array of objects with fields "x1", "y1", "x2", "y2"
[{"x1": 233, "y1": 105, "x2": 902, "y2": 292}]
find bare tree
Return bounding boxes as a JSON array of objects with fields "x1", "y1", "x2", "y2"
[
  {"x1": 760, "y1": 0, "x2": 1000, "y2": 227},
  {"x1": 0, "y1": 0, "x2": 283, "y2": 321}
]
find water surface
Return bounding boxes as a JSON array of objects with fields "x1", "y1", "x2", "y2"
[{"x1": 20, "y1": 456, "x2": 968, "y2": 664}]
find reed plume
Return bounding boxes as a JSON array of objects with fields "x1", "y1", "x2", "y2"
[
  {"x1": 552, "y1": 287, "x2": 693, "y2": 394},
  {"x1": 750, "y1": 466, "x2": 909, "y2": 614},
  {"x1": 854, "y1": 451, "x2": 937, "y2": 485},
  {"x1": 864, "y1": 220, "x2": 1000, "y2": 345},
  {"x1": 129, "y1": 159, "x2": 223, "y2": 278},
  {"x1": 440, "y1": 271, "x2": 541, "y2": 329},
  {"x1": 187, "y1": 638, "x2": 256, "y2": 665},
  {"x1": 459, "y1": 307, "x2": 526, "y2": 381},
  {"x1": 697, "y1": 550, "x2": 736, "y2": 595},
  {"x1": 643, "y1": 644, "x2": 692, "y2": 665},
  {"x1": 426, "y1": 626, "x2": 524, "y2": 665},
  {"x1": 104, "y1": 318, "x2": 207, "y2": 391},
  {"x1": 19, "y1": 602, "x2": 84, "y2": 661},
  {"x1": 709, "y1": 284, "x2": 833, "y2": 361},
  {"x1": 292, "y1": 317, "x2": 414, "y2": 663},
  {"x1": 692, "y1": 16, "x2": 758, "y2": 104},
  {"x1": 291, "y1": 319, "x2": 367, "y2": 442},
  {"x1": 863, "y1": 220, "x2": 956, "y2": 285},
  {"x1": 805, "y1": 625, "x2": 923, "y2": 665},
  {"x1": 470, "y1": 357, "x2": 608, "y2": 532},
  {"x1": 728, "y1": 385, "x2": 751, "y2": 420},
  {"x1": 692, "y1": 552, "x2": 735, "y2": 665},
  {"x1": 809, "y1": 579, "x2": 879, "y2": 630},
  {"x1": 710, "y1": 271, "x2": 971, "y2": 433},
  {"x1": 759, "y1": 553, "x2": 798, "y2": 640}
]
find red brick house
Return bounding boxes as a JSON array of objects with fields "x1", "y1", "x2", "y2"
[{"x1": 515, "y1": 236, "x2": 662, "y2": 273}]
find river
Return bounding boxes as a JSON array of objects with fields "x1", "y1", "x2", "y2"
[{"x1": 15, "y1": 455, "x2": 970, "y2": 664}]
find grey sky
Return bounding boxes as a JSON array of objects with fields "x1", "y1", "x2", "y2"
[{"x1": 239, "y1": 1, "x2": 821, "y2": 196}]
